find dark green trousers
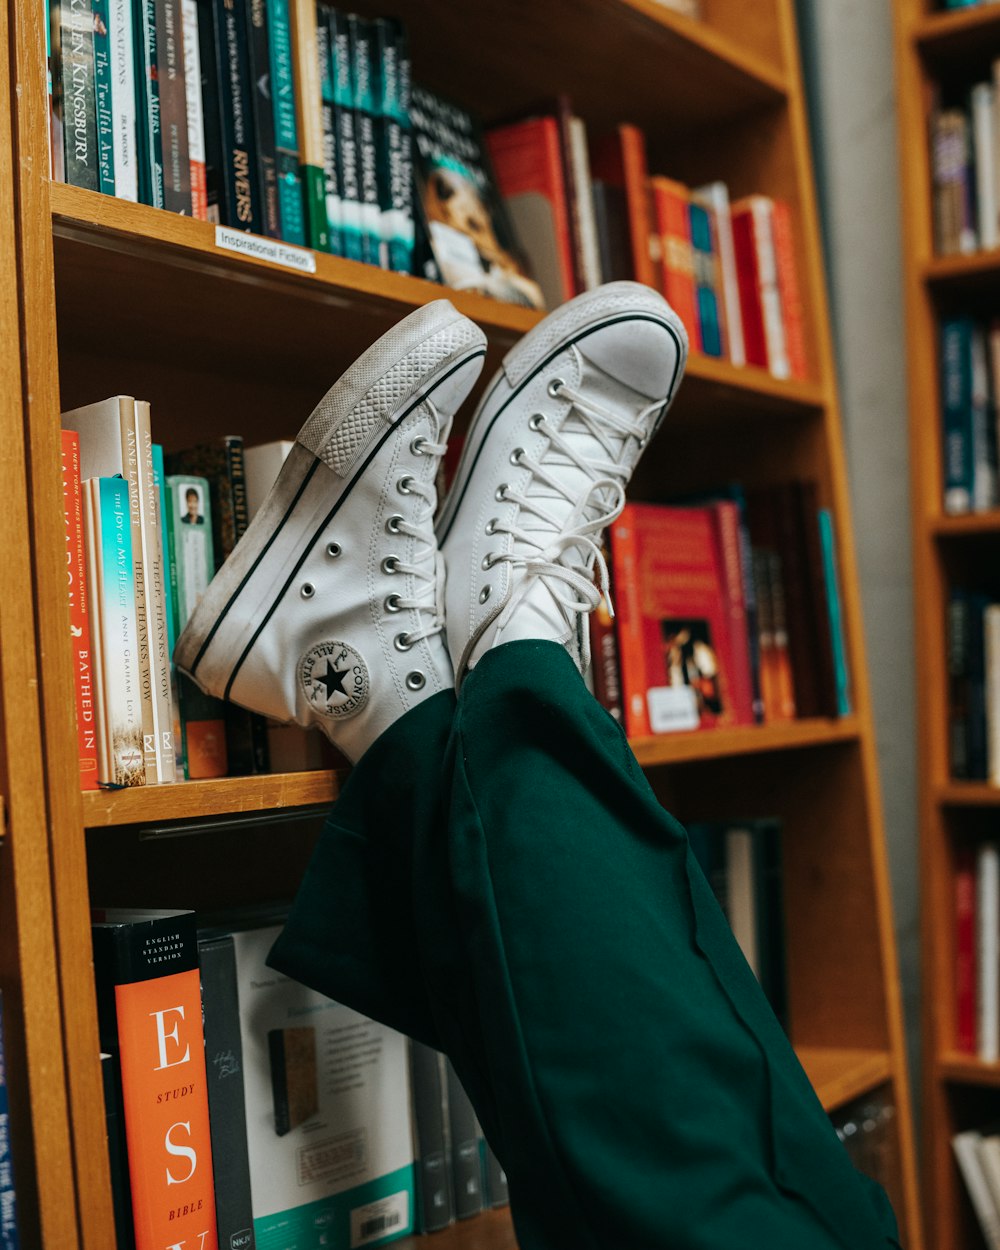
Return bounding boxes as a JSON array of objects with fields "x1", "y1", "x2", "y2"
[{"x1": 268, "y1": 641, "x2": 901, "y2": 1250}]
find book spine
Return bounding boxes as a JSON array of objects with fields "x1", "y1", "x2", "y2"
[
  {"x1": 971, "y1": 321, "x2": 999, "y2": 510},
  {"x1": 376, "y1": 17, "x2": 413, "y2": 275},
  {"x1": 972, "y1": 81, "x2": 998, "y2": 250},
  {"x1": 60, "y1": 0, "x2": 99, "y2": 190},
  {"x1": 979, "y1": 840, "x2": 1000, "y2": 1062},
  {"x1": 751, "y1": 548, "x2": 779, "y2": 722},
  {"x1": 195, "y1": 0, "x2": 223, "y2": 223},
  {"x1": 794, "y1": 480, "x2": 840, "y2": 718},
  {"x1": 60, "y1": 430, "x2": 100, "y2": 790},
  {"x1": 687, "y1": 200, "x2": 723, "y2": 357},
  {"x1": 730, "y1": 202, "x2": 768, "y2": 368},
  {"x1": 155, "y1": 0, "x2": 192, "y2": 214},
  {"x1": 953, "y1": 1130, "x2": 1000, "y2": 1249},
  {"x1": 348, "y1": 14, "x2": 382, "y2": 266},
  {"x1": 81, "y1": 480, "x2": 114, "y2": 784},
  {"x1": 941, "y1": 316, "x2": 975, "y2": 515},
  {"x1": 750, "y1": 197, "x2": 790, "y2": 379},
  {"x1": 694, "y1": 182, "x2": 744, "y2": 366},
  {"x1": 770, "y1": 198, "x2": 809, "y2": 380},
  {"x1": 969, "y1": 593, "x2": 990, "y2": 780},
  {"x1": 108, "y1": 0, "x2": 137, "y2": 200},
  {"x1": 136, "y1": 0, "x2": 164, "y2": 207},
  {"x1": 817, "y1": 508, "x2": 852, "y2": 716},
  {"x1": 267, "y1": 0, "x2": 306, "y2": 244},
  {"x1": 198, "y1": 935, "x2": 256, "y2": 1250},
  {"x1": 92, "y1": 0, "x2": 116, "y2": 195},
  {"x1": 315, "y1": 7, "x2": 343, "y2": 256},
  {"x1": 589, "y1": 541, "x2": 623, "y2": 723},
  {"x1": 651, "y1": 177, "x2": 698, "y2": 351},
  {"x1": 246, "y1": 0, "x2": 281, "y2": 238},
  {"x1": 956, "y1": 842, "x2": 977, "y2": 1054},
  {"x1": 619, "y1": 124, "x2": 655, "y2": 288},
  {"x1": 0, "y1": 994, "x2": 20, "y2": 1250},
  {"x1": 445, "y1": 1061, "x2": 483, "y2": 1220},
  {"x1": 91, "y1": 914, "x2": 217, "y2": 1250},
  {"x1": 135, "y1": 402, "x2": 176, "y2": 782},
  {"x1": 289, "y1": 0, "x2": 328, "y2": 250},
  {"x1": 212, "y1": 0, "x2": 262, "y2": 233},
  {"x1": 949, "y1": 590, "x2": 971, "y2": 778},
  {"x1": 329, "y1": 7, "x2": 361, "y2": 260},
  {"x1": 608, "y1": 506, "x2": 651, "y2": 737},
  {"x1": 567, "y1": 115, "x2": 600, "y2": 289},
  {"x1": 987, "y1": 604, "x2": 1000, "y2": 784},
  {"x1": 409, "y1": 1042, "x2": 454, "y2": 1233},
  {"x1": 152, "y1": 443, "x2": 185, "y2": 774},
  {"x1": 712, "y1": 500, "x2": 755, "y2": 724},
  {"x1": 767, "y1": 550, "x2": 797, "y2": 720},
  {"x1": 181, "y1": 0, "x2": 208, "y2": 219}
]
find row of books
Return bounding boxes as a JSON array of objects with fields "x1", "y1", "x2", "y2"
[
  {"x1": 947, "y1": 588, "x2": 1000, "y2": 783},
  {"x1": 0, "y1": 994, "x2": 18, "y2": 1250},
  {"x1": 931, "y1": 64, "x2": 1000, "y2": 256},
  {"x1": 954, "y1": 841, "x2": 1000, "y2": 1059},
  {"x1": 590, "y1": 481, "x2": 851, "y2": 738},
  {"x1": 62, "y1": 400, "x2": 336, "y2": 789},
  {"x1": 93, "y1": 906, "x2": 507, "y2": 1250},
  {"x1": 940, "y1": 315, "x2": 1000, "y2": 515},
  {"x1": 953, "y1": 1121, "x2": 1000, "y2": 1250}
]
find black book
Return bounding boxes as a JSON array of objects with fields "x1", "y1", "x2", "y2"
[
  {"x1": 134, "y1": 0, "x2": 164, "y2": 206},
  {"x1": 245, "y1": 0, "x2": 280, "y2": 238},
  {"x1": 196, "y1": 0, "x2": 225, "y2": 223},
  {"x1": 101, "y1": 1050, "x2": 134, "y2": 1250},
  {"x1": 373, "y1": 17, "x2": 413, "y2": 275},
  {"x1": 329, "y1": 7, "x2": 362, "y2": 262},
  {"x1": 408, "y1": 1041, "x2": 454, "y2": 1233},
  {"x1": 204, "y1": 0, "x2": 262, "y2": 233},
  {"x1": 445, "y1": 1060, "x2": 483, "y2": 1220},
  {"x1": 155, "y1": 0, "x2": 192, "y2": 214},
  {"x1": 347, "y1": 14, "x2": 381, "y2": 266},
  {"x1": 316, "y1": 7, "x2": 342, "y2": 257},
  {"x1": 591, "y1": 179, "x2": 631, "y2": 282}
]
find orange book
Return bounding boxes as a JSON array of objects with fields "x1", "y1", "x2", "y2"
[
  {"x1": 486, "y1": 116, "x2": 576, "y2": 309},
  {"x1": 650, "y1": 176, "x2": 699, "y2": 351},
  {"x1": 61, "y1": 430, "x2": 100, "y2": 790},
  {"x1": 92, "y1": 909, "x2": 218, "y2": 1250},
  {"x1": 588, "y1": 123, "x2": 657, "y2": 288},
  {"x1": 771, "y1": 199, "x2": 809, "y2": 380}
]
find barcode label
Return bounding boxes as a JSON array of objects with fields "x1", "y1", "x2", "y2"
[{"x1": 350, "y1": 1190, "x2": 410, "y2": 1247}]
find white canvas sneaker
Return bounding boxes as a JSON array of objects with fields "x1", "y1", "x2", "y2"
[
  {"x1": 174, "y1": 300, "x2": 487, "y2": 763},
  {"x1": 437, "y1": 282, "x2": 688, "y2": 685}
]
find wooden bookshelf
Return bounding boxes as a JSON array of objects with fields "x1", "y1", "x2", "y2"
[
  {"x1": 893, "y1": 1, "x2": 1000, "y2": 1245},
  {"x1": 0, "y1": 0, "x2": 922, "y2": 1247}
]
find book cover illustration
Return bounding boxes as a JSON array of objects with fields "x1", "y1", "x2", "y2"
[{"x1": 410, "y1": 85, "x2": 544, "y2": 308}]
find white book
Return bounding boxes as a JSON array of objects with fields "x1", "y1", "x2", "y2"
[
  {"x1": 693, "y1": 181, "x2": 744, "y2": 366},
  {"x1": 244, "y1": 440, "x2": 295, "y2": 521},
  {"x1": 986, "y1": 606, "x2": 1000, "y2": 785},
  {"x1": 978, "y1": 1134, "x2": 1000, "y2": 1218},
  {"x1": 725, "y1": 828, "x2": 759, "y2": 977},
  {"x1": 973, "y1": 82, "x2": 998, "y2": 250},
  {"x1": 954, "y1": 1130, "x2": 1000, "y2": 1249},
  {"x1": 181, "y1": 0, "x2": 207, "y2": 220},
  {"x1": 750, "y1": 198, "x2": 790, "y2": 380},
  {"x1": 568, "y1": 116, "x2": 602, "y2": 291},
  {"x1": 108, "y1": 0, "x2": 137, "y2": 201},
  {"x1": 978, "y1": 841, "x2": 1000, "y2": 1062}
]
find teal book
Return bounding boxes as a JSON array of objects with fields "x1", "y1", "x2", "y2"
[
  {"x1": 817, "y1": 508, "x2": 851, "y2": 717},
  {"x1": 347, "y1": 13, "x2": 381, "y2": 265},
  {"x1": 54, "y1": 0, "x2": 99, "y2": 190},
  {"x1": 92, "y1": 0, "x2": 116, "y2": 194},
  {"x1": 315, "y1": 9, "x2": 343, "y2": 255},
  {"x1": 84, "y1": 476, "x2": 145, "y2": 787},
  {"x1": 268, "y1": 0, "x2": 306, "y2": 244},
  {"x1": 689, "y1": 201, "x2": 723, "y2": 357},
  {"x1": 329, "y1": 7, "x2": 363, "y2": 261},
  {"x1": 940, "y1": 316, "x2": 975, "y2": 515},
  {"x1": 373, "y1": 18, "x2": 413, "y2": 274},
  {"x1": 152, "y1": 443, "x2": 184, "y2": 774},
  {"x1": 134, "y1": 0, "x2": 164, "y2": 207}
]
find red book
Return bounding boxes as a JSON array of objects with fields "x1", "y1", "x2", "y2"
[
  {"x1": 771, "y1": 199, "x2": 809, "y2": 380},
  {"x1": 588, "y1": 123, "x2": 657, "y2": 288},
  {"x1": 486, "y1": 116, "x2": 575, "y2": 309},
  {"x1": 650, "y1": 176, "x2": 699, "y2": 350},
  {"x1": 710, "y1": 501, "x2": 755, "y2": 725},
  {"x1": 610, "y1": 503, "x2": 750, "y2": 738},
  {"x1": 60, "y1": 430, "x2": 100, "y2": 790},
  {"x1": 956, "y1": 844, "x2": 977, "y2": 1054},
  {"x1": 91, "y1": 909, "x2": 218, "y2": 1250},
  {"x1": 731, "y1": 196, "x2": 790, "y2": 376}
]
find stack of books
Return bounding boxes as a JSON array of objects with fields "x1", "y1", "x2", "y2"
[
  {"x1": 930, "y1": 55, "x2": 1000, "y2": 257},
  {"x1": 592, "y1": 482, "x2": 851, "y2": 737}
]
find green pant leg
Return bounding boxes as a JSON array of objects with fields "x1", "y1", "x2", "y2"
[{"x1": 434, "y1": 640, "x2": 900, "y2": 1250}]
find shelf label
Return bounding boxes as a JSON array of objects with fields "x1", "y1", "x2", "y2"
[{"x1": 215, "y1": 226, "x2": 316, "y2": 274}]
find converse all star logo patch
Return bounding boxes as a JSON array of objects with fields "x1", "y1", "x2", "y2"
[{"x1": 300, "y1": 641, "x2": 370, "y2": 719}]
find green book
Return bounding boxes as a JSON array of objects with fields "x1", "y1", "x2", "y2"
[
  {"x1": 92, "y1": 0, "x2": 116, "y2": 194},
  {"x1": 347, "y1": 13, "x2": 381, "y2": 266},
  {"x1": 315, "y1": 9, "x2": 342, "y2": 255},
  {"x1": 374, "y1": 17, "x2": 413, "y2": 275},
  {"x1": 329, "y1": 6, "x2": 363, "y2": 261},
  {"x1": 134, "y1": 0, "x2": 164, "y2": 207}
]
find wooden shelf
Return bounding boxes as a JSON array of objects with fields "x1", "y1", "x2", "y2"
[
  {"x1": 630, "y1": 717, "x2": 859, "y2": 768},
  {"x1": 931, "y1": 511, "x2": 1000, "y2": 537},
  {"x1": 923, "y1": 247, "x2": 1000, "y2": 288},
  {"x1": 937, "y1": 781, "x2": 1000, "y2": 807},
  {"x1": 799, "y1": 1046, "x2": 894, "y2": 1113},
  {"x1": 396, "y1": 1209, "x2": 518, "y2": 1250},
  {"x1": 938, "y1": 1053, "x2": 1000, "y2": 1087},
  {"x1": 81, "y1": 771, "x2": 341, "y2": 828},
  {"x1": 911, "y1": 3, "x2": 1000, "y2": 62}
]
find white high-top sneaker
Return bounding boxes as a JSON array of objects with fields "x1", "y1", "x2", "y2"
[
  {"x1": 174, "y1": 300, "x2": 487, "y2": 763},
  {"x1": 437, "y1": 282, "x2": 688, "y2": 685}
]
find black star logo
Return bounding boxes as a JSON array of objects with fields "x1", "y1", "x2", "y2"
[{"x1": 318, "y1": 660, "x2": 348, "y2": 700}]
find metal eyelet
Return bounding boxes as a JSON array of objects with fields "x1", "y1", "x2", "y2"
[
  {"x1": 495, "y1": 484, "x2": 508, "y2": 502},
  {"x1": 384, "y1": 593, "x2": 402, "y2": 613},
  {"x1": 637, "y1": 435, "x2": 647, "y2": 448},
  {"x1": 547, "y1": 377, "x2": 565, "y2": 398},
  {"x1": 300, "y1": 583, "x2": 315, "y2": 599},
  {"x1": 382, "y1": 556, "x2": 400, "y2": 574},
  {"x1": 406, "y1": 671, "x2": 426, "y2": 691},
  {"x1": 410, "y1": 436, "x2": 426, "y2": 456},
  {"x1": 479, "y1": 586, "x2": 491, "y2": 604},
  {"x1": 386, "y1": 514, "x2": 404, "y2": 535},
  {"x1": 485, "y1": 518, "x2": 498, "y2": 535},
  {"x1": 326, "y1": 541, "x2": 342, "y2": 558},
  {"x1": 510, "y1": 447, "x2": 524, "y2": 465},
  {"x1": 394, "y1": 632, "x2": 414, "y2": 652},
  {"x1": 397, "y1": 475, "x2": 414, "y2": 494},
  {"x1": 528, "y1": 413, "x2": 545, "y2": 431},
  {"x1": 482, "y1": 553, "x2": 495, "y2": 570}
]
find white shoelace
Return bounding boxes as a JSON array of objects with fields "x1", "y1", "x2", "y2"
[
  {"x1": 385, "y1": 424, "x2": 449, "y2": 649},
  {"x1": 488, "y1": 377, "x2": 661, "y2": 636}
]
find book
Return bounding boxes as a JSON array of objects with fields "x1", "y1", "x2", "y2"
[
  {"x1": 196, "y1": 0, "x2": 224, "y2": 224},
  {"x1": 267, "y1": 0, "x2": 306, "y2": 245},
  {"x1": 198, "y1": 933, "x2": 256, "y2": 1250},
  {"x1": 988, "y1": 604, "x2": 1000, "y2": 785},
  {"x1": 979, "y1": 840, "x2": 1000, "y2": 1062},
  {"x1": 246, "y1": 0, "x2": 280, "y2": 238},
  {"x1": 316, "y1": 9, "x2": 343, "y2": 257},
  {"x1": 932, "y1": 106, "x2": 977, "y2": 256},
  {"x1": 134, "y1": 0, "x2": 164, "y2": 207},
  {"x1": 289, "y1": 0, "x2": 327, "y2": 249},
  {"x1": 817, "y1": 508, "x2": 852, "y2": 716},
  {"x1": 688, "y1": 197, "x2": 725, "y2": 357},
  {"x1": 609, "y1": 502, "x2": 753, "y2": 737},
  {"x1": 408, "y1": 1041, "x2": 453, "y2": 1233},
  {"x1": 978, "y1": 1133, "x2": 1000, "y2": 1224},
  {"x1": 348, "y1": 14, "x2": 382, "y2": 266},
  {"x1": 82, "y1": 476, "x2": 145, "y2": 787},
  {"x1": 650, "y1": 176, "x2": 699, "y2": 351},
  {"x1": 588, "y1": 123, "x2": 656, "y2": 287},
  {"x1": 0, "y1": 993, "x2": 19, "y2": 1250},
  {"x1": 181, "y1": 0, "x2": 208, "y2": 219},
  {"x1": 410, "y1": 84, "x2": 544, "y2": 308},
  {"x1": 91, "y1": 908, "x2": 218, "y2": 1250},
  {"x1": 940, "y1": 316, "x2": 999, "y2": 515},
  {"x1": 591, "y1": 180, "x2": 631, "y2": 282},
  {"x1": 327, "y1": 6, "x2": 361, "y2": 260},
  {"x1": 445, "y1": 1060, "x2": 482, "y2": 1220},
  {"x1": 205, "y1": 0, "x2": 262, "y2": 233},
  {"x1": 953, "y1": 1128, "x2": 1000, "y2": 1248},
  {"x1": 101, "y1": 1048, "x2": 133, "y2": 1249},
  {"x1": 771, "y1": 199, "x2": 808, "y2": 380},
  {"x1": 152, "y1": 444, "x2": 184, "y2": 773},
  {"x1": 63, "y1": 396, "x2": 176, "y2": 783},
  {"x1": 229, "y1": 923, "x2": 415, "y2": 1248},
  {"x1": 53, "y1": 0, "x2": 99, "y2": 191},
  {"x1": 589, "y1": 540, "x2": 623, "y2": 723},
  {"x1": 972, "y1": 80, "x2": 998, "y2": 250},
  {"x1": 487, "y1": 114, "x2": 576, "y2": 310},
  {"x1": 164, "y1": 474, "x2": 228, "y2": 778},
  {"x1": 92, "y1": 0, "x2": 115, "y2": 195},
  {"x1": 693, "y1": 181, "x2": 744, "y2": 366},
  {"x1": 373, "y1": 17, "x2": 414, "y2": 275},
  {"x1": 731, "y1": 195, "x2": 789, "y2": 378},
  {"x1": 956, "y1": 843, "x2": 977, "y2": 1054},
  {"x1": 60, "y1": 430, "x2": 100, "y2": 790},
  {"x1": 155, "y1": 0, "x2": 193, "y2": 215},
  {"x1": 108, "y1": 0, "x2": 138, "y2": 200},
  {"x1": 949, "y1": 590, "x2": 973, "y2": 778}
]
